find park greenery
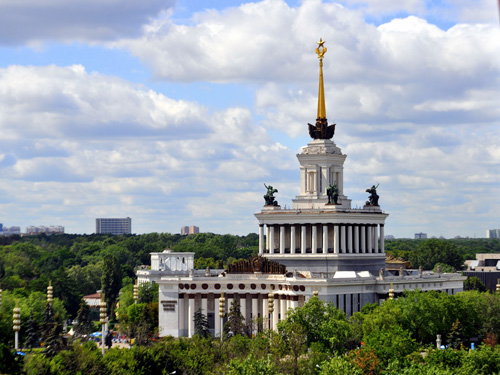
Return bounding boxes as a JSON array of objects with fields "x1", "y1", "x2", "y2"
[
  {"x1": 1, "y1": 233, "x2": 500, "y2": 373},
  {"x1": 1, "y1": 292, "x2": 500, "y2": 374}
]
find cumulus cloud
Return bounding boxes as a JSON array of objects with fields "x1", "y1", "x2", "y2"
[
  {"x1": 0, "y1": 0, "x2": 174, "y2": 45},
  {"x1": 0, "y1": 65, "x2": 295, "y2": 234},
  {"x1": 1, "y1": 0, "x2": 499, "y2": 238}
]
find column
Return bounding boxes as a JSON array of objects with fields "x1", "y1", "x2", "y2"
[
  {"x1": 374, "y1": 224, "x2": 379, "y2": 253},
  {"x1": 339, "y1": 170, "x2": 344, "y2": 195},
  {"x1": 334, "y1": 225, "x2": 339, "y2": 254},
  {"x1": 290, "y1": 297, "x2": 299, "y2": 310},
  {"x1": 367, "y1": 225, "x2": 373, "y2": 253},
  {"x1": 290, "y1": 225, "x2": 296, "y2": 254},
  {"x1": 252, "y1": 295, "x2": 259, "y2": 333},
  {"x1": 311, "y1": 225, "x2": 317, "y2": 253},
  {"x1": 347, "y1": 225, "x2": 353, "y2": 253},
  {"x1": 360, "y1": 226, "x2": 366, "y2": 253},
  {"x1": 269, "y1": 226, "x2": 275, "y2": 253},
  {"x1": 259, "y1": 225, "x2": 264, "y2": 254},
  {"x1": 263, "y1": 296, "x2": 269, "y2": 330},
  {"x1": 380, "y1": 224, "x2": 385, "y2": 253},
  {"x1": 215, "y1": 295, "x2": 222, "y2": 338},
  {"x1": 272, "y1": 297, "x2": 279, "y2": 330},
  {"x1": 341, "y1": 225, "x2": 346, "y2": 253},
  {"x1": 188, "y1": 296, "x2": 195, "y2": 337},
  {"x1": 280, "y1": 226, "x2": 285, "y2": 254},
  {"x1": 280, "y1": 296, "x2": 287, "y2": 320},
  {"x1": 354, "y1": 225, "x2": 359, "y2": 253},
  {"x1": 301, "y1": 225, "x2": 307, "y2": 254},
  {"x1": 266, "y1": 226, "x2": 270, "y2": 252},
  {"x1": 322, "y1": 225, "x2": 328, "y2": 253},
  {"x1": 240, "y1": 295, "x2": 247, "y2": 323},
  {"x1": 300, "y1": 167, "x2": 306, "y2": 195},
  {"x1": 201, "y1": 296, "x2": 208, "y2": 317},
  {"x1": 178, "y1": 294, "x2": 185, "y2": 337}
]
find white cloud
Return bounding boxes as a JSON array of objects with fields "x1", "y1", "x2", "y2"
[
  {"x1": 0, "y1": 0, "x2": 174, "y2": 45},
  {"x1": 0, "y1": 65, "x2": 295, "y2": 234}
]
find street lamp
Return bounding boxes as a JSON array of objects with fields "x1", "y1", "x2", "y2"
[
  {"x1": 13, "y1": 301, "x2": 21, "y2": 351},
  {"x1": 47, "y1": 281, "x2": 53, "y2": 305},
  {"x1": 100, "y1": 294, "x2": 107, "y2": 356},
  {"x1": 133, "y1": 280, "x2": 139, "y2": 304},
  {"x1": 268, "y1": 286, "x2": 274, "y2": 331},
  {"x1": 219, "y1": 292, "x2": 225, "y2": 341}
]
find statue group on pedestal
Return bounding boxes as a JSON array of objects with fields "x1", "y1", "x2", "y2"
[
  {"x1": 263, "y1": 182, "x2": 380, "y2": 207},
  {"x1": 264, "y1": 184, "x2": 279, "y2": 206},
  {"x1": 365, "y1": 184, "x2": 379, "y2": 206},
  {"x1": 326, "y1": 183, "x2": 339, "y2": 204}
]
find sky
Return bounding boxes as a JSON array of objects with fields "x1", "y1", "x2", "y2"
[{"x1": 0, "y1": 0, "x2": 499, "y2": 239}]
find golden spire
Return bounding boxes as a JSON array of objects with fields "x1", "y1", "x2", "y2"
[{"x1": 315, "y1": 38, "x2": 327, "y2": 119}]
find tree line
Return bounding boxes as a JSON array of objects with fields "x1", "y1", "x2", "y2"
[
  {"x1": 2, "y1": 290, "x2": 500, "y2": 374},
  {"x1": 0, "y1": 232, "x2": 258, "y2": 318}
]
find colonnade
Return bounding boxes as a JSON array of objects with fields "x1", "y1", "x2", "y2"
[
  {"x1": 258, "y1": 223, "x2": 384, "y2": 255},
  {"x1": 177, "y1": 292, "x2": 302, "y2": 337}
]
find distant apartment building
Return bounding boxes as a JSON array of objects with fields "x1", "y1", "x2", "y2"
[
  {"x1": 0, "y1": 225, "x2": 21, "y2": 236},
  {"x1": 180, "y1": 226, "x2": 199, "y2": 235},
  {"x1": 25, "y1": 225, "x2": 64, "y2": 235},
  {"x1": 415, "y1": 232, "x2": 427, "y2": 239},
  {"x1": 486, "y1": 229, "x2": 500, "y2": 239},
  {"x1": 95, "y1": 217, "x2": 132, "y2": 235}
]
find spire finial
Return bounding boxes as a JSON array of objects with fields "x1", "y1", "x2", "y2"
[
  {"x1": 308, "y1": 39, "x2": 335, "y2": 140},
  {"x1": 315, "y1": 38, "x2": 327, "y2": 119}
]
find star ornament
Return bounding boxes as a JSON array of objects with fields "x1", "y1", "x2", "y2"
[{"x1": 315, "y1": 38, "x2": 327, "y2": 60}]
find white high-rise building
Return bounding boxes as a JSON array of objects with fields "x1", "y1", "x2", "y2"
[
  {"x1": 486, "y1": 229, "x2": 500, "y2": 239},
  {"x1": 95, "y1": 217, "x2": 132, "y2": 235}
]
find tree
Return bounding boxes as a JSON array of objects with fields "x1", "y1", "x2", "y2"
[
  {"x1": 194, "y1": 308, "x2": 211, "y2": 338},
  {"x1": 73, "y1": 301, "x2": 94, "y2": 341},
  {"x1": 277, "y1": 320, "x2": 307, "y2": 375},
  {"x1": 101, "y1": 254, "x2": 122, "y2": 321},
  {"x1": 40, "y1": 302, "x2": 55, "y2": 343},
  {"x1": 138, "y1": 281, "x2": 158, "y2": 304},
  {"x1": 283, "y1": 296, "x2": 352, "y2": 354},
  {"x1": 225, "y1": 354, "x2": 281, "y2": 375},
  {"x1": 24, "y1": 310, "x2": 38, "y2": 350},
  {"x1": 464, "y1": 277, "x2": 486, "y2": 292},
  {"x1": 225, "y1": 301, "x2": 248, "y2": 337},
  {"x1": 43, "y1": 313, "x2": 67, "y2": 357},
  {"x1": 409, "y1": 239, "x2": 463, "y2": 270}
]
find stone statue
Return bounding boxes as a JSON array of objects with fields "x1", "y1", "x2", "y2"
[
  {"x1": 379, "y1": 268, "x2": 384, "y2": 280},
  {"x1": 365, "y1": 184, "x2": 380, "y2": 206},
  {"x1": 326, "y1": 183, "x2": 339, "y2": 204},
  {"x1": 264, "y1": 183, "x2": 279, "y2": 206}
]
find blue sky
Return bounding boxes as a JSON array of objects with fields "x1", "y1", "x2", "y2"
[{"x1": 0, "y1": 0, "x2": 499, "y2": 238}]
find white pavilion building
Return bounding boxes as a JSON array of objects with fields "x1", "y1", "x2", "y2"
[{"x1": 137, "y1": 40, "x2": 465, "y2": 338}]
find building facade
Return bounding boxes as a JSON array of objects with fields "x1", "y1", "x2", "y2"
[
  {"x1": 181, "y1": 226, "x2": 200, "y2": 235},
  {"x1": 486, "y1": 229, "x2": 500, "y2": 239},
  {"x1": 25, "y1": 225, "x2": 64, "y2": 235},
  {"x1": 95, "y1": 217, "x2": 132, "y2": 235},
  {"x1": 137, "y1": 40, "x2": 465, "y2": 338}
]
